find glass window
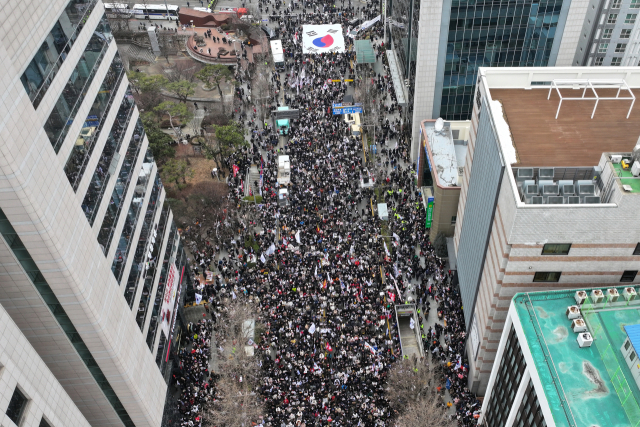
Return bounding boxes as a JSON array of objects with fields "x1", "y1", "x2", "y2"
[
  {"x1": 615, "y1": 43, "x2": 626, "y2": 52},
  {"x1": 612, "y1": 0, "x2": 622, "y2": 8},
  {"x1": 64, "y1": 53, "x2": 124, "y2": 191},
  {"x1": 6, "y1": 387, "x2": 28, "y2": 425},
  {"x1": 533, "y1": 272, "x2": 562, "y2": 282},
  {"x1": 39, "y1": 418, "x2": 52, "y2": 427},
  {"x1": 451, "y1": 216, "x2": 457, "y2": 225},
  {"x1": 611, "y1": 57, "x2": 622, "y2": 65},
  {"x1": 634, "y1": 243, "x2": 640, "y2": 255},
  {"x1": 631, "y1": 351, "x2": 637, "y2": 361},
  {"x1": 111, "y1": 150, "x2": 155, "y2": 283},
  {"x1": 21, "y1": 0, "x2": 100, "y2": 108},
  {"x1": 541, "y1": 244, "x2": 571, "y2": 255},
  {"x1": 97, "y1": 119, "x2": 146, "y2": 253},
  {"x1": 626, "y1": 339, "x2": 632, "y2": 350},
  {"x1": 43, "y1": 14, "x2": 113, "y2": 153},
  {"x1": 625, "y1": 13, "x2": 637, "y2": 23},
  {"x1": 603, "y1": 28, "x2": 613, "y2": 39},
  {"x1": 594, "y1": 57, "x2": 604, "y2": 66},
  {"x1": 622, "y1": 270, "x2": 638, "y2": 282},
  {"x1": 599, "y1": 43, "x2": 609, "y2": 53},
  {"x1": 632, "y1": 0, "x2": 640, "y2": 9},
  {"x1": 621, "y1": 29, "x2": 632, "y2": 39},
  {"x1": 608, "y1": 13, "x2": 618, "y2": 24},
  {"x1": 81, "y1": 89, "x2": 135, "y2": 224}
]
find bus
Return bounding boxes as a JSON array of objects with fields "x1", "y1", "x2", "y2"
[
  {"x1": 132, "y1": 4, "x2": 180, "y2": 20},
  {"x1": 104, "y1": 3, "x2": 133, "y2": 18},
  {"x1": 270, "y1": 40, "x2": 284, "y2": 70}
]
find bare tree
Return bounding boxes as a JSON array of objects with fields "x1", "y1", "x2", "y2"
[
  {"x1": 108, "y1": 1, "x2": 135, "y2": 34},
  {"x1": 204, "y1": 298, "x2": 265, "y2": 427},
  {"x1": 158, "y1": 31, "x2": 180, "y2": 63},
  {"x1": 386, "y1": 356, "x2": 456, "y2": 427},
  {"x1": 355, "y1": 70, "x2": 382, "y2": 143},
  {"x1": 165, "y1": 59, "x2": 203, "y2": 83},
  {"x1": 386, "y1": 356, "x2": 442, "y2": 410},
  {"x1": 251, "y1": 61, "x2": 273, "y2": 123}
]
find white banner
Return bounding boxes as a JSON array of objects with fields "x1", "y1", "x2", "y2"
[
  {"x1": 302, "y1": 24, "x2": 345, "y2": 54},
  {"x1": 360, "y1": 15, "x2": 381, "y2": 32},
  {"x1": 161, "y1": 263, "x2": 179, "y2": 337}
]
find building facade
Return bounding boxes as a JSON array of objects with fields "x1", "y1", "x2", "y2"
[
  {"x1": 454, "y1": 66, "x2": 640, "y2": 395},
  {"x1": 585, "y1": 0, "x2": 640, "y2": 66},
  {"x1": 0, "y1": 0, "x2": 192, "y2": 425},
  {"x1": 394, "y1": 0, "x2": 599, "y2": 162},
  {"x1": 416, "y1": 119, "x2": 470, "y2": 241}
]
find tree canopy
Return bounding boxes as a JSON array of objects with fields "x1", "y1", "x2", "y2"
[{"x1": 164, "y1": 80, "x2": 196, "y2": 103}]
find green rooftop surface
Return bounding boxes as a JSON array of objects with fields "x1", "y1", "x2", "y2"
[
  {"x1": 514, "y1": 288, "x2": 640, "y2": 427},
  {"x1": 613, "y1": 162, "x2": 640, "y2": 194}
]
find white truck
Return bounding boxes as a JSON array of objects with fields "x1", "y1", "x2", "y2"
[{"x1": 277, "y1": 155, "x2": 290, "y2": 186}]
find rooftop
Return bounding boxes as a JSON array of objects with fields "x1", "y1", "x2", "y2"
[
  {"x1": 514, "y1": 287, "x2": 640, "y2": 427},
  {"x1": 491, "y1": 88, "x2": 640, "y2": 167},
  {"x1": 422, "y1": 120, "x2": 469, "y2": 188},
  {"x1": 612, "y1": 159, "x2": 640, "y2": 194}
]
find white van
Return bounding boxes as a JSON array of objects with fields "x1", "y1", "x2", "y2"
[{"x1": 344, "y1": 113, "x2": 361, "y2": 136}]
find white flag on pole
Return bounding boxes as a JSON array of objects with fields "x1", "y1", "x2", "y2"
[
  {"x1": 260, "y1": 253, "x2": 266, "y2": 264},
  {"x1": 195, "y1": 293, "x2": 202, "y2": 305},
  {"x1": 393, "y1": 232, "x2": 400, "y2": 241},
  {"x1": 295, "y1": 230, "x2": 301, "y2": 244}
]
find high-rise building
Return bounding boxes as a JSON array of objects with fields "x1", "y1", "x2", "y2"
[
  {"x1": 585, "y1": 0, "x2": 640, "y2": 66},
  {"x1": 479, "y1": 286, "x2": 640, "y2": 427},
  {"x1": 453, "y1": 66, "x2": 640, "y2": 394},
  {"x1": 385, "y1": 0, "x2": 603, "y2": 161},
  {"x1": 0, "y1": 1, "x2": 193, "y2": 426}
]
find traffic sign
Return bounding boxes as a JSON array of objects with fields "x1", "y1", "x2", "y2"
[{"x1": 332, "y1": 106, "x2": 363, "y2": 115}]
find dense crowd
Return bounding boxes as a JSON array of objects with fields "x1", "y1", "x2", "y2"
[{"x1": 170, "y1": 1, "x2": 482, "y2": 426}]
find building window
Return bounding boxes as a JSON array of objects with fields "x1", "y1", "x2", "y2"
[
  {"x1": 622, "y1": 270, "x2": 638, "y2": 282},
  {"x1": 6, "y1": 387, "x2": 28, "y2": 425},
  {"x1": 451, "y1": 216, "x2": 457, "y2": 225},
  {"x1": 632, "y1": 0, "x2": 640, "y2": 8},
  {"x1": 634, "y1": 243, "x2": 640, "y2": 255},
  {"x1": 39, "y1": 418, "x2": 52, "y2": 427},
  {"x1": 621, "y1": 29, "x2": 632, "y2": 39},
  {"x1": 631, "y1": 351, "x2": 637, "y2": 362},
  {"x1": 612, "y1": 0, "x2": 622, "y2": 8},
  {"x1": 541, "y1": 243, "x2": 571, "y2": 255},
  {"x1": 599, "y1": 43, "x2": 609, "y2": 53},
  {"x1": 608, "y1": 13, "x2": 618, "y2": 24},
  {"x1": 615, "y1": 43, "x2": 627, "y2": 52},
  {"x1": 603, "y1": 28, "x2": 613, "y2": 39},
  {"x1": 611, "y1": 57, "x2": 623, "y2": 65},
  {"x1": 595, "y1": 57, "x2": 604, "y2": 66},
  {"x1": 625, "y1": 13, "x2": 637, "y2": 24},
  {"x1": 626, "y1": 339, "x2": 632, "y2": 350},
  {"x1": 533, "y1": 272, "x2": 562, "y2": 282}
]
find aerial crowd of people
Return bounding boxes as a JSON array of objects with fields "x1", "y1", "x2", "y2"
[{"x1": 170, "y1": 1, "x2": 482, "y2": 426}]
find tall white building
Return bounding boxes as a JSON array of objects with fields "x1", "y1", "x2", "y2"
[
  {"x1": 0, "y1": 1, "x2": 193, "y2": 425},
  {"x1": 453, "y1": 66, "x2": 640, "y2": 395}
]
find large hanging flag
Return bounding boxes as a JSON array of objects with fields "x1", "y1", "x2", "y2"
[{"x1": 302, "y1": 24, "x2": 346, "y2": 54}]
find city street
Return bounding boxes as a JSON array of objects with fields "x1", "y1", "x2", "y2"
[{"x1": 168, "y1": 2, "x2": 481, "y2": 426}]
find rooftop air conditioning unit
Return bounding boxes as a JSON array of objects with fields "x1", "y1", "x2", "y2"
[
  {"x1": 575, "y1": 290, "x2": 587, "y2": 305},
  {"x1": 591, "y1": 289, "x2": 604, "y2": 304},
  {"x1": 531, "y1": 196, "x2": 544, "y2": 204},
  {"x1": 538, "y1": 180, "x2": 554, "y2": 194},
  {"x1": 611, "y1": 154, "x2": 623, "y2": 163},
  {"x1": 607, "y1": 288, "x2": 620, "y2": 302},
  {"x1": 632, "y1": 161, "x2": 640, "y2": 177},
  {"x1": 560, "y1": 184, "x2": 575, "y2": 196},
  {"x1": 524, "y1": 185, "x2": 539, "y2": 203},
  {"x1": 517, "y1": 169, "x2": 534, "y2": 189},
  {"x1": 624, "y1": 287, "x2": 637, "y2": 301},
  {"x1": 542, "y1": 184, "x2": 559, "y2": 196},
  {"x1": 578, "y1": 332, "x2": 593, "y2": 348},
  {"x1": 576, "y1": 181, "x2": 595, "y2": 196},
  {"x1": 538, "y1": 168, "x2": 555, "y2": 179},
  {"x1": 566, "y1": 305, "x2": 581, "y2": 319},
  {"x1": 572, "y1": 318, "x2": 588, "y2": 333},
  {"x1": 567, "y1": 196, "x2": 581, "y2": 204},
  {"x1": 582, "y1": 196, "x2": 601, "y2": 204},
  {"x1": 546, "y1": 196, "x2": 564, "y2": 204}
]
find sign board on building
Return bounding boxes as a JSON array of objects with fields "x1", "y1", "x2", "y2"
[
  {"x1": 161, "y1": 263, "x2": 179, "y2": 336},
  {"x1": 426, "y1": 196, "x2": 434, "y2": 228},
  {"x1": 332, "y1": 103, "x2": 363, "y2": 115},
  {"x1": 273, "y1": 108, "x2": 299, "y2": 119}
]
